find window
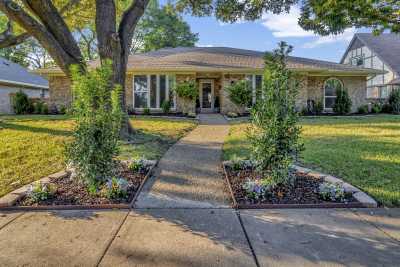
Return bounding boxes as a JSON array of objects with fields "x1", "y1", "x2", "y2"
[
  {"x1": 244, "y1": 74, "x2": 263, "y2": 107},
  {"x1": 324, "y1": 78, "x2": 343, "y2": 109},
  {"x1": 133, "y1": 74, "x2": 175, "y2": 109},
  {"x1": 134, "y1": 75, "x2": 148, "y2": 108}
]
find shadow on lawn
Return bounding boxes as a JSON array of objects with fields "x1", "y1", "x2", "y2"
[{"x1": 0, "y1": 122, "x2": 71, "y2": 137}]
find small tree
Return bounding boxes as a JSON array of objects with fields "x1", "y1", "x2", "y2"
[
  {"x1": 174, "y1": 80, "x2": 198, "y2": 114},
  {"x1": 66, "y1": 62, "x2": 123, "y2": 188},
  {"x1": 389, "y1": 88, "x2": 400, "y2": 114},
  {"x1": 333, "y1": 88, "x2": 352, "y2": 114},
  {"x1": 249, "y1": 42, "x2": 303, "y2": 186},
  {"x1": 226, "y1": 80, "x2": 252, "y2": 108},
  {"x1": 12, "y1": 91, "x2": 32, "y2": 114}
]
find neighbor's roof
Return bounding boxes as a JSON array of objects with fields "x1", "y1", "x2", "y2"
[
  {"x1": 0, "y1": 57, "x2": 48, "y2": 89},
  {"x1": 341, "y1": 33, "x2": 400, "y2": 75},
  {"x1": 37, "y1": 46, "x2": 383, "y2": 76}
]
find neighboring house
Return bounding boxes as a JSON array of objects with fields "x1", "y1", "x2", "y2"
[
  {"x1": 341, "y1": 33, "x2": 400, "y2": 99},
  {"x1": 0, "y1": 57, "x2": 49, "y2": 114},
  {"x1": 37, "y1": 47, "x2": 382, "y2": 114}
]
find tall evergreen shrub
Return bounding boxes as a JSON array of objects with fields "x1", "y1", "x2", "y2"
[
  {"x1": 333, "y1": 88, "x2": 352, "y2": 114},
  {"x1": 249, "y1": 42, "x2": 303, "y2": 185}
]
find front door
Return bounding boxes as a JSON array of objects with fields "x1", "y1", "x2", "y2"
[{"x1": 200, "y1": 80, "x2": 214, "y2": 113}]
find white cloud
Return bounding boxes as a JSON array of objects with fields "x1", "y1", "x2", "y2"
[
  {"x1": 302, "y1": 28, "x2": 356, "y2": 48},
  {"x1": 198, "y1": 44, "x2": 215, "y2": 47},
  {"x1": 261, "y1": 6, "x2": 356, "y2": 48},
  {"x1": 261, "y1": 6, "x2": 315, "y2": 37}
]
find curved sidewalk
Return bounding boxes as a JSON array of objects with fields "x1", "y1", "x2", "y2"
[{"x1": 136, "y1": 114, "x2": 231, "y2": 208}]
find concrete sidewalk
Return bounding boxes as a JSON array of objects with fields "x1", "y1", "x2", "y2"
[
  {"x1": 136, "y1": 114, "x2": 231, "y2": 208},
  {"x1": 0, "y1": 208, "x2": 399, "y2": 266}
]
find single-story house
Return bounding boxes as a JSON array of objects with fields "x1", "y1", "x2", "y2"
[
  {"x1": 341, "y1": 33, "x2": 400, "y2": 99},
  {"x1": 0, "y1": 57, "x2": 49, "y2": 114},
  {"x1": 36, "y1": 47, "x2": 383, "y2": 114}
]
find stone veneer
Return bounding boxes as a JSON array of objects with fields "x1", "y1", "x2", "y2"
[{"x1": 48, "y1": 73, "x2": 368, "y2": 114}]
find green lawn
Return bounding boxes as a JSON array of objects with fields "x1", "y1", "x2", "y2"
[
  {"x1": 0, "y1": 115, "x2": 196, "y2": 197},
  {"x1": 223, "y1": 115, "x2": 400, "y2": 207}
]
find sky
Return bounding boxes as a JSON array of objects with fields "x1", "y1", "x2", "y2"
[{"x1": 181, "y1": 6, "x2": 369, "y2": 63}]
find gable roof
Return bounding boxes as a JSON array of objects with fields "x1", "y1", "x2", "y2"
[
  {"x1": 0, "y1": 57, "x2": 48, "y2": 89},
  {"x1": 37, "y1": 46, "x2": 383, "y2": 76},
  {"x1": 340, "y1": 33, "x2": 400, "y2": 75}
]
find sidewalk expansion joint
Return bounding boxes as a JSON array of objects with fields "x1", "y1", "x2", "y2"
[{"x1": 236, "y1": 211, "x2": 260, "y2": 267}]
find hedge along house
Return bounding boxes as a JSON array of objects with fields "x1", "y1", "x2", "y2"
[
  {"x1": 0, "y1": 57, "x2": 49, "y2": 114},
  {"x1": 36, "y1": 47, "x2": 383, "y2": 114}
]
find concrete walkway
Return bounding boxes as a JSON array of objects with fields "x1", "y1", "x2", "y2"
[{"x1": 136, "y1": 114, "x2": 231, "y2": 208}]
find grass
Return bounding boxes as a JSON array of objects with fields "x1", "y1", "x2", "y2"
[
  {"x1": 223, "y1": 115, "x2": 400, "y2": 207},
  {"x1": 0, "y1": 115, "x2": 196, "y2": 197}
]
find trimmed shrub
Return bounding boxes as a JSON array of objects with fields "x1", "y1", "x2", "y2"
[
  {"x1": 315, "y1": 99, "x2": 324, "y2": 115},
  {"x1": 249, "y1": 42, "x2": 303, "y2": 186},
  {"x1": 143, "y1": 107, "x2": 150, "y2": 115},
  {"x1": 389, "y1": 88, "x2": 400, "y2": 114},
  {"x1": 371, "y1": 102, "x2": 382, "y2": 113},
  {"x1": 59, "y1": 105, "x2": 67, "y2": 115},
  {"x1": 358, "y1": 104, "x2": 369, "y2": 114},
  {"x1": 33, "y1": 101, "x2": 43, "y2": 114},
  {"x1": 174, "y1": 80, "x2": 198, "y2": 100},
  {"x1": 225, "y1": 80, "x2": 252, "y2": 108},
  {"x1": 12, "y1": 91, "x2": 32, "y2": 114},
  {"x1": 333, "y1": 88, "x2": 352, "y2": 115},
  {"x1": 161, "y1": 100, "x2": 171, "y2": 114},
  {"x1": 382, "y1": 103, "x2": 392, "y2": 113},
  {"x1": 40, "y1": 103, "x2": 49, "y2": 114},
  {"x1": 66, "y1": 62, "x2": 123, "y2": 187}
]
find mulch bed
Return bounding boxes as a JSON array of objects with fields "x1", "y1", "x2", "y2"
[
  {"x1": 225, "y1": 166, "x2": 358, "y2": 207},
  {"x1": 17, "y1": 162, "x2": 148, "y2": 207}
]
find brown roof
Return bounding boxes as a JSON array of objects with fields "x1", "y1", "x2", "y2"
[{"x1": 37, "y1": 46, "x2": 384, "y2": 75}]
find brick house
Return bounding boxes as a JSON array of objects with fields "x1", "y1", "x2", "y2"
[{"x1": 37, "y1": 47, "x2": 382, "y2": 114}]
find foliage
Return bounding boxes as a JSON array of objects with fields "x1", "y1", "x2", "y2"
[
  {"x1": 59, "y1": 105, "x2": 67, "y2": 115},
  {"x1": 358, "y1": 104, "x2": 369, "y2": 114},
  {"x1": 40, "y1": 103, "x2": 49, "y2": 115},
  {"x1": 371, "y1": 103, "x2": 382, "y2": 114},
  {"x1": 389, "y1": 88, "x2": 400, "y2": 114},
  {"x1": 137, "y1": 3, "x2": 199, "y2": 52},
  {"x1": 225, "y1": 80, "x2": 252, "y2": 108},
  {"x1": 314, "y1": 100, "x2": 324, "y2": 115},
  {"x1": 161, "y1": 100, "x2": 171, "y2": 114},
  {"x1": 242, "y1": 178, "x2": 271, "y2": 201},
  {"x1": 12, "y1": 91, "x2": 32, "y2": 114},
  {"x1": 103, "y1": 177, "x2": 129, "y2": 199},
  {"x1": 66, "y1": 63, "x2": 123, "y2": 187},
  {"x1": 128, "y1": 158, "x2": 153, "y2": 173},
  {"x1": 382, "y1": 103, "x2": 393, "y2": 113},
  {"x1": 143, "y1": 107, "x2": 151, "y2": 115},
  {"x1": 187, "y1": 112, "x2": 196, "y2": 118},
  {"x1": 319, "y1": 182, "x2": 346, "y2": 202},
  {"x1": 223, "y1": 115, "x2": 400, "y2": 207},
  {"x1": 333, "y1": 88, "x2": 352, "y2": 115},
  {"x1": 174, "y1": 80, "x2": 198, "y2": 100},
  {"x1": 248, "y1": 42, "x2": 303, "y2": 186},
  {"x1": 28, "y1": 181, "x2": 56, "y2": 202}
]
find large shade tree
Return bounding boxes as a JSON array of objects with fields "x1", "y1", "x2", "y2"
[{"x1": 0, "y1": 0, "x2": 398, "y2": 135}]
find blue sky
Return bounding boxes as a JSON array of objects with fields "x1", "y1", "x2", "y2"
[{"x1": 181, "y1": 6, "x2": 368, "y2": 63}]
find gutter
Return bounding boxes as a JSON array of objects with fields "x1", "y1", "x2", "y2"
[{"x1": 0, "y1": 79, "x2": 49, "y2": 90}]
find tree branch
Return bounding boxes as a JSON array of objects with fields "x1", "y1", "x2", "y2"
[
  {"x1": 0, "y1": 22, "x2": 30, "y2": 48},
  {"x1": 0, "y1": 0, "x2": 81, "y2": 74}
]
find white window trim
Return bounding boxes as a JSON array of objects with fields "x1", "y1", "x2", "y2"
[{"x1": 133, "y1": 74, "x2": 176, "y2": 110}]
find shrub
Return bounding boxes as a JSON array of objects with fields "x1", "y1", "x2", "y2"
[
  {"x1": 382, "y1": 103, "x2": 392, "y2": 113},
  {"x1": 319, "y1": 182, "x2": 345, "y2": 202},
  {"x1": 161, "y1": 100, "x2": 171, "y2": 114},
  {"x1": 40, "y1": 103, "x2": 49, "y2": 114},
  {"x1": 66, "y1": 62, "x2": 123, "y2": 187},
  {"x1": 333, "y1": 88, "x2": 352, "y2": 114},
  {"x1": 371, "y1": 102, "x2": 382, "y2": 113},
  {"x1": 227, "y1": 112, "x2": 238, "y2": 118},
  {"x1": 248, "y1": 42, "x2": 303, "y2": 186},
  {"x1": 59, "y1": 105, "x2": 67, "y2": 115},
  {"x1": 314, "y1": 99, "x2": 324, "y2": 115},
  {"x1": 28, "y1": 182, "x2": 56, "y2": 202},
  {"x1": 242, "y1": 178, "x2": 271, "y2": 201},
  {"x1": 33, "y1": 101, "x2": 43, "y2": 114},
  {"x1": 103, "y1": 177, "x2": 129, "y2": 199},
  {"x1": 187, "y1": 112, "x2": 196, "y2": 118},
  {"x1": 143, "y1": 107, "x2": 150, "y2": 115},
  {"x1": 389, "y1": 88, "x2": 400, "y2": 114},
  {"x1": 174, "y1": 80, "x2": 198, "y2": 100},
  {"x1": 225, "y1": 80, "x2": 252, "y2": 108},
  {"x1": 358, "y1": 104, "x2": 369, "y2": 114},
  {"x1": 12, "y1": 91, "x2": 32, "y2": 114}
]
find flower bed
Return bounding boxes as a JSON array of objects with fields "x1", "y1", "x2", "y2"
[
  {"x1": 223, "y1": 160, "x2": 377, "y2": 209},
  {"x1": 0, "y1": 159, "x2": 156, "y2": 210}
]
